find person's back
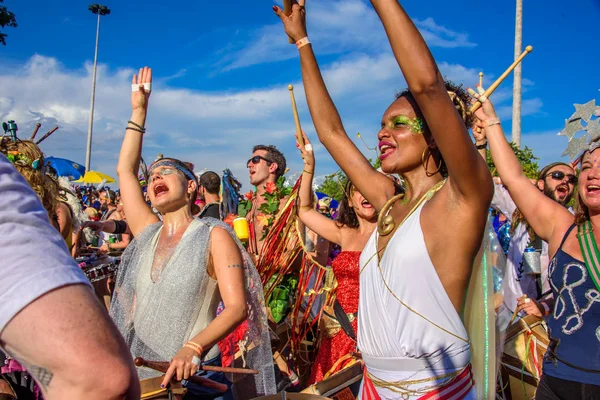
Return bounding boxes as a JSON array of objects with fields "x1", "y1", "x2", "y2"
[{"x1": 0, "y1": 154, "x2": 140, "y2": 400}]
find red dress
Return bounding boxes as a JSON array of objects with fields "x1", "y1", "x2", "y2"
[{"x1": 309, "y1": 251, "x2": 360, "y2": 384}]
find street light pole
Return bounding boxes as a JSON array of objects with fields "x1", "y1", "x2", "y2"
[
  {"x1": 85, "y1": 4, "x2": 110, "y2": 172},
  {"x1": 511, "y1": 0, "x2": 523, "y2": 148}
]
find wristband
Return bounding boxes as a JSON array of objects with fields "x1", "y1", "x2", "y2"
[
  {"x1": 303, "y1": 170, "x2": 314, "y2": 175},
  {"x1": 475, "y1": 141, "x2": 488, "y2": 150},
  {"x1": 185, "y1": 341, "x2": 203, "y2": 356},
  {"x1": 482, "y1": 118, "x2": 501, "y2": 128},
  {"x1": 296, "y1": 37, "x2": 311, "y2": 50},
  {"x1": 541, "y1": 302, "x2": 551, "y2": 316}
]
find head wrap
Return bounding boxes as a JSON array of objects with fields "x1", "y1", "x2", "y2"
[{"x1": 148, "y1": 158, "x2": 198, "y2": 184}]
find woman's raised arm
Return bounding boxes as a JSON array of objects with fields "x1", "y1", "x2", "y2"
[
  {"x1": 296, "y1": 132, "x2": 344, "y2": 245},
  {"x1": 273, "y1": 1, "x2": 395, "y2": 211},
  {"x1": 370, "y1": 0, "x2": 492, "y2": 206},
  {"x1": 116, "y1": 67, "x2": 159, "y2": 237}
]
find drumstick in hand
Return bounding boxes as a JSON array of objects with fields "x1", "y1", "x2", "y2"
[
  {"x1": 288, "y1": 85, "x2": 304, "y2": 147},
  {"x1": 134, "y1": 357, "x2": 258, "y2": 375},
  {"x1": 469, "y1": 46, "x2": 533, "y2": 114}
]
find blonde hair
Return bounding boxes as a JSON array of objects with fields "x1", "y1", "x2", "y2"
[{"x1": 0, "y1": 138, "x2": 59, "y2": 220}]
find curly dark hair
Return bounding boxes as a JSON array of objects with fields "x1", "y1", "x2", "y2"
[
  {"x1": 395, "y1": 81, "x2": 473, "y2": 178},
  {"x1": 253, "y1": 145, "x2": 287, "y2": 179},
  {"x1": 335, "y1": 181, "x2": 359, "y2": 229}
]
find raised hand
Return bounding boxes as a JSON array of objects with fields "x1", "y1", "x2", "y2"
[
  {"x1": 131, "y1": 66, "x2": 152, "y2": 112},
  {"x1": 296, "y1": 130, "x2": 315, "y2": 173},
  {"x1": 468, "y1": 85, "x2": 499, "y2": 143},
  {"x1": 272, "y1": 0, "x2": 307, "y2": 43}
]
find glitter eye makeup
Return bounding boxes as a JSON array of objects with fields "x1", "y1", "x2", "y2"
[
  {"x1": 388, "y1": 115, "x2": 424, "y2": 135},
  {"x1": 149, "y1": 168, "x2": 177, "y2": 183}
]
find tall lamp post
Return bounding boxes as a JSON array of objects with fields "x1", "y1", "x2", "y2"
[
  {"x1": 85, "y1": 4, "x2": 110, "y2": 172},
  {"x1": 511, "y1": 0, "x2": 523, "y2": 148}
]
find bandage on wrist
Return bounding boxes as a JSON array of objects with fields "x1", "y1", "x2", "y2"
[
  {"x1": 482, "y1": 118, "x2": 501, "y2": 128},
  {"x1": 296, "y1": 37, "x2": 311, "y2": 50}
]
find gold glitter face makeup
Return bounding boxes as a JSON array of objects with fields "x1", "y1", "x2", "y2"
[{"x1": 384, "y1": 115, "x2": 424, "y2": 135}]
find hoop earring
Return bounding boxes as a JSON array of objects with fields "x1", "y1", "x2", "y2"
[{"x1": 421, "y1": 147, "x2": 443, "y2": 177}]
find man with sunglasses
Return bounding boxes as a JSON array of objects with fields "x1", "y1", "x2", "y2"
[
  {"x1": 492, "y1": 159, "x2": 576, "y2": 318},
  {"x1": 245, "y1": 145, "x2": 287, "y2": 256}
]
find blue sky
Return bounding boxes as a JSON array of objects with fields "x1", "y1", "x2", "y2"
[{"x1": 1, "y1": 0, "x2": 599, "y2": 189}]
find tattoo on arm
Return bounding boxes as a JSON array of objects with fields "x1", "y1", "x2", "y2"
[
  {"x1": 4, "y1": 347, "x2": 54, "y2": 391},
  {"x1": 27, "y1": 365, "x2": 54, "y2": 391},
  {"x1": 227, "y1": 264, "x2": 243, "y2": 268}
]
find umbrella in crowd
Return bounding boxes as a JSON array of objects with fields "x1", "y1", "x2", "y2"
[
  {"x1": 73, "y1": 170, "x2": 116, "y2": 184},
  {"x1": 45, "y1": 157, "x2": 86, "y2": 180}
]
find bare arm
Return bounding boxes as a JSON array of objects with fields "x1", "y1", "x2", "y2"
[
  {"x1": 296, "y1": 132, "x2": 343, "y2": 245},
  {"x1": 116, "y1": 67, "x2": 159, "y2": 237},
  {"x1": 370, "y1": 0, "x2": 492, "y2": 205},
  {"x1": 273, "y1": 3, "x2": 395, "y2": 210},
  {"x1": 161, "y1": 227, "x2": 247, "y2": 385},
  {"x1": 55, "y1": 202, "x2": 72, "y2": 241},
  {"x1": 474, "y1": 97, "x2": 572, "y2": 242},
  {"x1": 1, "y1": 285, "x2": 140, "y2": 400}
]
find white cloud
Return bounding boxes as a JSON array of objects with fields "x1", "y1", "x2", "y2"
[
  {"x1": 218, "y1": 0, "x2": 476, "y2": 71},
  {"x1": 1, "y1": 49, "x2": 544, "y2": 191}
]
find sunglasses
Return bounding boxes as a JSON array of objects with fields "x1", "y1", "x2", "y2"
[
  {"x1": 545, "y1": 171, "x2": 578, "y2": 185},
  {"x1": 247, "y1": 155, "x2": 273, "y2": 166}
]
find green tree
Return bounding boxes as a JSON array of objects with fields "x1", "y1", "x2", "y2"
[
  {"x1": 485, "y1": 143, "x2": 540, "y2": 179},
  {"x1": 317, "y1": 170, "x2": 348, "y2": 201},
  {"x1": 317, "y1": 158, "x2": 380, "y2": 201},
  {"x1": 0, "y1": 0, "x2": 17, "y2": 46}
]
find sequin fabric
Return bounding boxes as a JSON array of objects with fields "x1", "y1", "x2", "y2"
[
  {"x1": 110, "y1": 219, "x2": 276, "y2": 398},
  {"x1": 310, "y1": 251, "x2": 360, "y2": 384}
]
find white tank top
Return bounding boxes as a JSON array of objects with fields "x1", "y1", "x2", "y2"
[{"x1": 358, "y1": 201, "x2": 470, "y2": 370}]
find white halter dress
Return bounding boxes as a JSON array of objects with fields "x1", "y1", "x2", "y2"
[{"x1": 358, "y1": 202, "x2": 475, "y2": 399}]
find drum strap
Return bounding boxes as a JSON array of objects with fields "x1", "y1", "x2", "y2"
[
  {"x1": 576, "y1": 221, "x2": 600, "y2": 292},
  {"x1": 333, "y1": 299, "x2": 357, "y2": 342}
]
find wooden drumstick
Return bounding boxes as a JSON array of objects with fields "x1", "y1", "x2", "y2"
[
  {"x1": 288, "y1": 84, "x2": 304, "y2": 147},
  {"x1": 509, "y1": 294, "x2": 527, "y2": 325},
  {"x1": 134, "y1": 357, "x2": 258, "y2": 375},
  {"x1": 478, "y1": 72, "x2": 484, "y2": 88},
  {"x1": 30, "y1": 123, "x2": 42, "y2": 140},
  {"x1": 469, "y1": 45, "x2": 533, "y2": 114},
  {"x1": 283, "y1": 0, "x2": 294, "y2": 44},
  {"x1": 35, "y1": 126, "x2": 59, "y2": 145}
]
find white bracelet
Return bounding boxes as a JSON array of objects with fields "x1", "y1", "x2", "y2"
[{"x1": 296, "y1": 37, "x2": 310, "y2": 50}]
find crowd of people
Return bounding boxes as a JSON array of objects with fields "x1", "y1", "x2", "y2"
[{"x1": 1, "y1": 0, "x2": 599, "y2": 399}]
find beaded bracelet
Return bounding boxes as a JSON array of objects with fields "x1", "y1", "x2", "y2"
[
  {"x1": 127, "y1": 120, "x2": 146, "y2": 132},
  {"x1": 126, "y1": 126, "x2": 145, "y2": 134}
]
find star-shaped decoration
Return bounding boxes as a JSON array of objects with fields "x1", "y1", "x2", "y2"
[
  {"x1": 558, "y1": 119, "x2": 585, "y2": 139},
  {"x1": 562, "y1": 133, "x2": 591, "y2": 160},
  {"x1": 568, "y1": 100, "x2": 596, "y2": 123},
  {"x1": 586, "y1": 118, "x2": 600, "y2": 142}
]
